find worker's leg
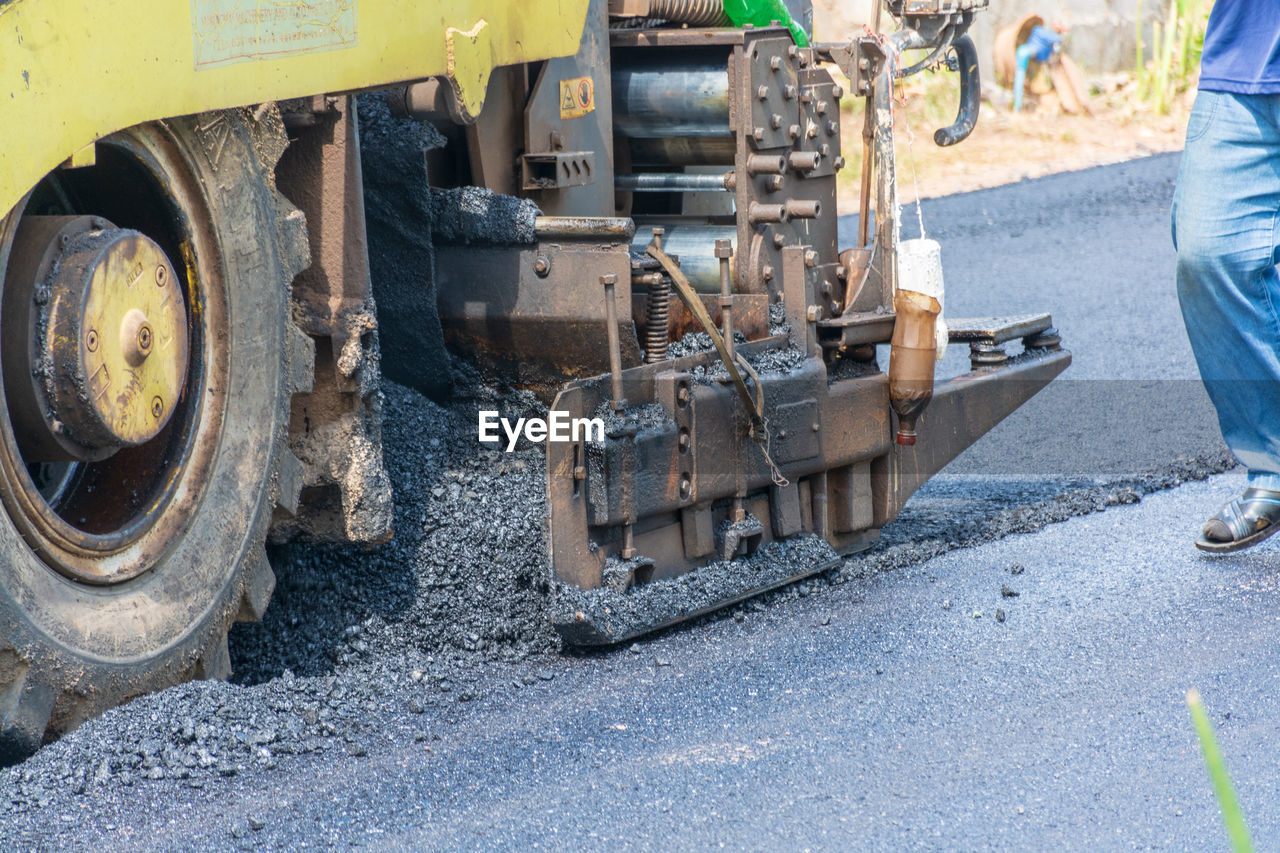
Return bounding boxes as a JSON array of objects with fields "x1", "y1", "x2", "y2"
[{"x1": 1174, "y1": 91, "x2": 1280, "y2": 549}]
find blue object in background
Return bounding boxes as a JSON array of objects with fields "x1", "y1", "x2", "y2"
[{"x1": 1013, "y1": 26, "x2": 1063, "y2": 111}]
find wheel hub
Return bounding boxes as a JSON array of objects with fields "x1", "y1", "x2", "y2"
[{"x1": 2, "y1": 215, "x2": 188, "y2": 461}]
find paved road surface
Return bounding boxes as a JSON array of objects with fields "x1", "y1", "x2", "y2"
[{"x1": 13, "y1": 153, "x2": 1276, "y2": 851}]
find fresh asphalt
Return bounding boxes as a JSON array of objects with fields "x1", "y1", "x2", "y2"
[{"x1": 12, "y1": 153, "x2": 1277, "y2": 850}]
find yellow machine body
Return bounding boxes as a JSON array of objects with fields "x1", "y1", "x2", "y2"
[{"x1": 0, "y1": 0, "x2": 591, "y2": 218}]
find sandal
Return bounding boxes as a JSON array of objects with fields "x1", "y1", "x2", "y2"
[{"x1": 1196, "y1": 488, "x2": 1280, "y2": 553}]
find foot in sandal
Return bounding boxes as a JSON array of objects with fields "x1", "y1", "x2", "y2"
[{"x1": 1197, "y1": 488, "x2": 1280, "y2": 553}]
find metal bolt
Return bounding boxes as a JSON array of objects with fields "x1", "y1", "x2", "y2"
[
  {"x1": 800, "y1": 92, "x2": 812, "y2": 105},
  {"x1": 811, "y1": 422, "x2": 820, "y2": 432},
  {"x1": 651, "y1": 226, "x2": 664, "y2": 251},
  {"x1": 773, "y1": 233, "x2": 786, "y2": 249},
  {"x1": 85, "y1": 329, "x2": 98, "y2": 352},
  {"x1": 783, "y1": 85, "x2": 797, "y2": 100},
  {"x1": 678, "y1": 430, "x2": 690, "y2": 452},
  {"x1": 533, "y1": 255, "x2": 551, "y2": 277},
  {"x1": 137, "y1": 324, "x2": 153, "y2": 354},
  {"x1": 834, "y1": 156, "x2": 846, "y2": 169},
  {"x1": 804, "y1": 250, "x2": 818, "y2": 268},
  {"x1": 679, "y1": 475, "x2": 691, "y2": 499},
  {"x1": 816, "y1": 100, "x2": 827, "y2": 116},
  {"x1": 806, "y1": 305, "x2": 821, "y2": 322},
  {"x1": 713, "y1": 238, "x2": 733, "y2": 259},
  {"x1": 757, "y1": 85, "x2": 769, "y2": 100},
  {"x1": 769, "y1": 56, "x2": 781, "y2": 71},
  {"x1": 155, "y1": 265, "x2": 167, "y2": 286},
  {"x1": 826, "y1": 120, "x2": 839, "y2": 136},
  {"x1": 807, "y1": 124, "x2": 818, "y2": 139},
  {"x1": 151, "y1": 396, "x2": 163, "y2": 419},
  {"x1": 832, "y1": 84, "x2": 844, "y2": 99},
  {"x1": 762, "y1": 265, "x2": 774, "y2": 281},
  {"x1": 753, "y1": 127, "x2": 765, "y2": 142},
  {"x1": 771, "y1": 113, "x2": 782, "y2": 130},
  {"x1": 766, "y1": 175, "x2": 784, "y2": 192},
  {"x1": 788, "y1": 125, "x2": 801, "y2": 140},
  {"x1": 676, "y1": 385, "x2": 691, "y2": 407}
]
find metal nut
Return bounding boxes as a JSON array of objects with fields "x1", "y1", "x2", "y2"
[
  {"x1": 151, "y1": 396, "x2": 164, "y2": 419},
  {"x1": 533, "y1": 255, "x2": 551, "y2": 277}
]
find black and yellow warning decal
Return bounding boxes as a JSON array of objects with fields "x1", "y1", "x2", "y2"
[{"x1": 558, "y1": 76, "x2": 595, "y2": 119}]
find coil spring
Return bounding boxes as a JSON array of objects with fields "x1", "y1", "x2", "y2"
[
  {"x1": 647, "y1": 0, "x2": 730, "y2": 27},
  {"x1": 644, "y1": 277, "x2": 672, "y2": 363}
]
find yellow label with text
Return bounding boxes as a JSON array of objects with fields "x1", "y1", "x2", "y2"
[{"x1": 559, "y1": 76, "x2": 595, "y2": 119}]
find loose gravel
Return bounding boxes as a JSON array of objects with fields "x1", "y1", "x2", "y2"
[{"x1": 0, "y1": 356, "x2": 1234, "y2": 818}]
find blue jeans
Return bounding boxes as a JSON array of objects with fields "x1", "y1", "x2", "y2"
[{"x1": 1174, "y1": 90, "x2": 1280, "y2": 492}]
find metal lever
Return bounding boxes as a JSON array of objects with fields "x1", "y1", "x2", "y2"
[{"x1": 934, "y1": 35, "x2": 980, "y2": 147}]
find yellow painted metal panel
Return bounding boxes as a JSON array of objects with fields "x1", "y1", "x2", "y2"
[{"x1": 0, "y1": 0, "x2": 591, "y2": 217}]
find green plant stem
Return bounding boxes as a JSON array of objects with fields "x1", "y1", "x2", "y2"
[{"x1": 1187, "y1": 689, "x2": 1255, "y2": 853}]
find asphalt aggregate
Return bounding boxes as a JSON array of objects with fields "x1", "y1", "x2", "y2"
[{"x1": 4, "y1": 153, "x2": 1265, "y2": 851}]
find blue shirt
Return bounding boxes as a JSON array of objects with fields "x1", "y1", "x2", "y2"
[{"x1": 1199, "y1": 0, "x2": 1280, "y2": 94}]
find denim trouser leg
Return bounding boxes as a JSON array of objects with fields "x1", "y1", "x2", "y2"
[{"x1": 1174, "y1": 90, "x2": 1280, "y2": 491}]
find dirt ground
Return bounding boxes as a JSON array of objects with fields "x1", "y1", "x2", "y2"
[
  {"x1": 815, "y1": 3, "x2": 1195, "y2": 211},
  {"x1": 833, "y1": 73, "x2": 1193, "y2": 212}
]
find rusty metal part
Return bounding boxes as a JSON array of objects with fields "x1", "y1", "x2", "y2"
[
  {"x1": 608, "y1": 0, "x2": 729, "y2": 25},
  {"x1": 2, "y1": 215, "x2": 187, "y2": 463},
  {"x1": 436, "y1": 237, "x2": 641, "y2": 394},
  {"x1": 602, "y1": 274, "x2": 628, "y2": 410},
  {"x1": 535, "y1": 216, "x2": 636, "y2": 240},
  {"x1": 630, "y1": 224, "x2": 735, "y2": 293},
  {"x1": 547, "y1": 338, "x2": 890, "y2": 593},
  {"x1": 632, "y1": 291, "x2": 767, "y2": 342},
  {"x1": 747, "y1": 153, "x2": 787, "y2": 175},
  {"x1": 815, "y1": 311, "x2": 895, "y2": 350},
  {"x1": 547, "y1": 333, "x2": 1070, "y2": 639},
  {"x1": 946, "y1": 315, "x2": 1058, "y2": 370},
  {"x1": 1024, "y1": 327, "x2": 1062, "y2": 351},
  {"x1": 946, "y1": 313, "x2": 1053, "y2": 344},
  {"x1": 784, "y1": 199, "x2": 820, "y2": 219},
  {"x1": 642, "y1": 273, "x2": 672, "y2": 363},
  {"x1": 522, "y1": 151, "x2": 597, "y2": 190},
  {"x1": 715, "y1": 238, "x2": 735, "y2": 359},
  {"x1": 748, "y1": 202, "x2": 788, "y2": 225},
  {"x1": 273, "y1": 94, "x2": 392, "y2": 545}
]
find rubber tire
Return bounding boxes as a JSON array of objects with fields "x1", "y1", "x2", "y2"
[{"x1": 0, "y1": 108, "x2": 311, "y2": 763}]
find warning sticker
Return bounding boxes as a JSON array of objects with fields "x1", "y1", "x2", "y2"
[
  {"x1": 558, "y1": 76, "x2": 595, "y2": 119},
  {"x1": 192, "y1": 0, "x2": 358, "y2": 70}
]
